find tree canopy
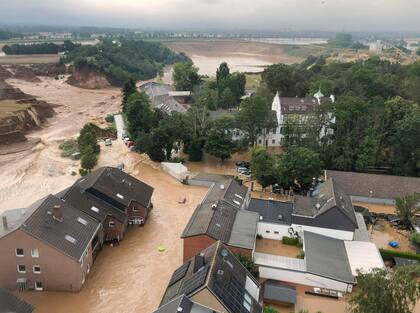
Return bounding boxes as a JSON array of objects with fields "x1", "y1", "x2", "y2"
[{"x1": 172, "y1": 61, "x2": 201, "y2": 91}]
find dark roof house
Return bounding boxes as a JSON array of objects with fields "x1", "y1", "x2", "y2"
[
  {"x1": 325, "y1": 170, "x2": 420, "y2": 205},
  {"x1": 153, "y1": 295, "x2": 218, "y2": 313},
  {"x1": 160, "y1": 241, "x2": 262, "y2": 313},
  {"x1": 76, "y1": 167, "x2": 154, "y2": 211},
  {"x1": 182, "y1": 179, "x2": 258, "y2": 252},
  {"x1": 0, "y1": 288, "x2": 33, "y2": 313},
  {"x1": 140, "y1": 82, "x2": 189, "y2": 115},
  {"x1": 21, "y1": 195, "x2": 100, "y2": 261}
]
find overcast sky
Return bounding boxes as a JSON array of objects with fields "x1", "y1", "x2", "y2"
[{"x1": 1, "y1": 0, "x2": 419, "y2": 32}]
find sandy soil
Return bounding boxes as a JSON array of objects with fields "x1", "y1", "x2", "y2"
[
  {"x1": 0, "y1": 77, "x2": 121, "y2": 212},
  {"x1": 165, "y1": 40, "x2": 302, "y2": 76}
]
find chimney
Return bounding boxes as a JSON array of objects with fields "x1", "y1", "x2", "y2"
[
  {"x1": 52, "y1": 205, "x2": 63, "y2": 222},
  {"x1": 2, "y1": 216, "x2": 8, "y2": 230}
]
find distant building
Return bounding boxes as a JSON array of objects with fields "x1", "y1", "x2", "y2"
[
  {"x1": 0, "y1": 195, "x2": 101, "y2": 292},
  {"x1": 139, "y1": 82, "x2": 190, "y2": 115},
  {"x1": 158, "y1": 241, "x2": 263, "y2": 313},
  {"x1": 181, "y1": 179, "x2": 258, "y2": 261},
  {"x1": 325, "y1": 170, "x2": 420, "y2": 205},
  {"x1": 257, "y1": 91, "x2": 335, "y2": 147},
  {"x1": 0, "y1": 288, "x2": 33, "y2": 313}
]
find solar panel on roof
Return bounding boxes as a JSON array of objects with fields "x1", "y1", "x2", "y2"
[
  {"x1": 168, "y1": 261, "x2": 190, "y2": 286},
  {"x1": 179, "y1": 266, "x2": 209, "y2": 296}
]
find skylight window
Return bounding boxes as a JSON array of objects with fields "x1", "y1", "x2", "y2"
[
  {"x1": 65, "y1": 235, "x2": 77, "y2": 244},
  {"x1": 77, "y1": 217, "x2": 88, "y2": 225},
  {"x1": 90, "y1": 206, "x2": 99, "y2": 213},
  {"x1": 233, "y1": 200, "x2": 241, "y2": 205},
  {"x1": 116, "y1": 193, "x2": 124, "y2": 199},
  {"x1": 235, "y1": 194, "x2": 243, "y2": 200}
]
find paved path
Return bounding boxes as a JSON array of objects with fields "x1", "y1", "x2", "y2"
[{"x1": 114, "y1": 114, "x2": 126, "y2": 139}]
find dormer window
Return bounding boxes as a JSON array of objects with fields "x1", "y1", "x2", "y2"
[
  {"x1": 90, "y1": 206, "x2": 99, "y2": 213},
  {"x1": 116, "y1": 193, "x2": 124, "y2": 200},
  {"x1": 65, "y1": 235, "x2": 77, "y2": 244}
]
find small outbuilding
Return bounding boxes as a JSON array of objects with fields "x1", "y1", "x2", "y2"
[
  {"x1": 160, "y1": 162, "x2": 189, "y2": 182},
  {"x1": 263, "y1": 281, "x2": 296, "y2": 307}
]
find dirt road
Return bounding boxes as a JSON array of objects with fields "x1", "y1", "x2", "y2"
[{"x1": 0, "y1": 77, "x2": 121, "y2": 212}]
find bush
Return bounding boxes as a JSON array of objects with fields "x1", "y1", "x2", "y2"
[
  {"x1": 59, "y1": 139, "x2": 79, "y2": 158},
  {"x1": 256, "y1": 234, "x2": 263, "y2": 239},
  {"x1": 105, "y1": 114, "x2": 115, "y2": 123},
  {"x1": 297, "y1": 251, "x2": 305, "y2": 259},
  {"x1": 79, "y1": 168, "x2": 88, "y2": 176},
  {"x1": 236, "y1": 253, "x2": 258, "y2": 278},
  {"x1": 282, "y1": 236, "x2": 299, "y2": 246},
  {"x1": 379, "y1": 248, "x2": 420, "y2": 262},
  {"x1": 171, "y1": 156, "x2": 186, "y2": 163},
  {"x1": 410, "y1": 233, "x2": 420, "y2": 247},
  {"x1": 263, "y1": 307, "x2": 279, "y2": 313}
]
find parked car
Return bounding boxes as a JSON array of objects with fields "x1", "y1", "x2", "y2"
[
  {"x1": 104, "y1": 138, "x2": 112, "y2": 146},
  {"x1": 237, "y1": 166, "x2": 248, "y2": 173},
  {"x1": 236, "y1": 161, "x2": 250, "y2": 168}
]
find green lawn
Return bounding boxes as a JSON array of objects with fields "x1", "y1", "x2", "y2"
[{"x1": 245, "y1": 73, "x2": 262, "y2": 90}]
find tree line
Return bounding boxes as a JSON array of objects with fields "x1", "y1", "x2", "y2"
[
  {"x1": 61, "y1": 38, "x2": 189, "y2": 86},
  {"x1": 262, "y1": 56, "x2": 420, "y2": 177},
  {"x1": 2, "y1": 40, "x2": 80, "y2": 55}
]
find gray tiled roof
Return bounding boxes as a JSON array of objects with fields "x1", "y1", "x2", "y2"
[
  {"x1": 325, "y1": 170, "x2": 420, "y2": 201},
  {"x1": 161, "y1": 241, "x2": 262, "y2": 313},
  {"x1": 294, "y1": 178, "x2": 357, "y2": 227},
  {"x1": 304, "y1": 231, "x2": 354, "y2": 284},
  {"x1": 182, "y1": 180, "x2": 256, "y2": 249},
  {"x1": 0, "y1": 288, "x2": 33, "y2": 313},
  {"x1": 140, "y1": 82, "x2": 188, "y2": 114},
  {"x1": 21, "y1": 195, "x2": 100, "y2": 261},
  {"x1": 280, "y1": 97, "x2": 331, "y2": 115},
  {"x1": 246, "y1": 199, "x2": 293, "y2": 225},
  {"x1": 153, "y1": 295, "x2": 217, "y2": 313},
  {"x1": 61, "y1": 184, "x2": 127, "y2": 223},
  {"x1": 77, "y1": 167, "x2": 154, "y2": 209}
]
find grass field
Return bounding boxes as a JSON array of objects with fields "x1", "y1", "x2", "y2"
[
  {"x1": 0, "y1": 54, "x2": 60, "y2": 64},
  {"x1": 0, "y1": 100, "x2": 30, "y2": 118},
  {"x1": 281, "y1": 44, "x2": 327, "y2": 58},
  {"x1": 245, "y1": 73, "x2": 262, "y2": 90}
]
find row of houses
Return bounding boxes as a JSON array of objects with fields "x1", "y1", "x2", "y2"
[
  {"x1": 0, "y1": 167, "x2": 153, "y2": 293},
  {"x1": 153, "y1": 176, "x2": 387, "y2": 312}
]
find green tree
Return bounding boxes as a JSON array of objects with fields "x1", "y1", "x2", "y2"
[
  {"x1": 195, "y1": 83, "x2": 219, "y2": 110},
  {"x1": 276, "y1": 147, "x2": 322, "y2": 191},
  {"x1": 172, "y1": 61, "x2": 200, "y2": 91},
  {"x1": 235, "y1": 253, "x2": 258, "y2": 278},
  {"x1": 125, "y1": 92, "x2": 155, "y2": 138},
  {"x1": 216, "y1": 62, "x2": 230, "y2": 85},
  {"x1": 80, "y1": 145, "x2": 98, "y2": 171},
  {"x1": 220, "y1": 87, "x2": 236, "y2": 109},
  {"x1": 121, "y1": 78, "x2": 137, "y2": 111},
  {"x1": 236, "y1": 96, "x2": 276, "y2": 146},
  {"x1": 410, "y1": 233, "x2": 420, "y2": 248},
  {"x1": 188, "y1": 136, "x2": 205, "y2": 162},
  {"x1": 396, "y1": 193, "x2": 420, "y2": 228},
  {"x1": 348, "y1": 266, "x2": 420, "y2": 313},
  {"x1": 251, "y1": 146, "x2": 276, "y2": 189},
  {"x1": 204, "y1": 115, "x2": 237, "y2": 163},
  {"x1": 262, "y1": 63, "x2": 309, "y2": 96},
  {"x1": 78, "y1": 123, "x2": 100, "y2": 155}
]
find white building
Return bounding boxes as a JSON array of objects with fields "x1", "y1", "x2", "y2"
[{"x1": 258, "y1": 91, "x2": 335, "y2": 147}]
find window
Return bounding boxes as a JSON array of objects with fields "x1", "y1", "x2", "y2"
[
  {"x1": 77, "y1": 217, "x2": 88, "y2": 226},
  {"x1": 274, "y1": 231, "x2": 279, "y2": 235},
  {"x1": 233, "y1": 199, "x2": 241, "y2": 206},
  {"x1": 31, "y1": 248, "x2": 39, "y2": 258},
  {"x1": 65, "y1": 235, "x2": 77, "y2": 244},
  {"x1": 90, "y1": 206, "x2": 99, "y2": 213},
  {"x1": 33, "y1": 266, "x2": 41, "y2": 274},
  {"x1": 109, "y1": 221, "x2": 116, "y2": 228},
  {"x1": 116, "y1": 193, "x2": 124, "y2": 200},
  {"x1": 243, "y1": 291, "x2": 252, "y2": 312},
  {"x1": 35, "y1": 281, "x2": 43, "y2": 291},
  {"x1": 265, "y1": 230, "x2": 271, "y2": 234},
  {"x1": 132, "y1": 207, "x2": 138, "y2": 212},
  {"x1": 16, "y1": 248, "x2": 24, "y2": 257},
  {"x1": 272, "y1": 139, "x2": 275, "y2": 144},
  {"x1": 17, "y1": 265, "x2": 26, "y2": 273},
  {"x1": 258, "y1": 139, "x2": 262, "y2": 144}
]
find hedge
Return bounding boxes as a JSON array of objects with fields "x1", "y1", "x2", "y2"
[
  {"x1": 282, "y1": 236, "x2": 299, "y2": 246},
  {"x1": 379, "y1": 248, "x2": 420, "y2": 262}
]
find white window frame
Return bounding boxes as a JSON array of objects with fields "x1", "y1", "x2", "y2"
[
  {"x1": 31, "y1": 248, "x2": 39, "y2": 258},
  {"x1": 15, "y1": 248, "x2": 24, "y2": 257},
  {"x1": 17, "y1": 264, "x2": 26, "y2": 273},
  {"x1": 108, "y1": 221, "x2": 116, "y2": 228},
  {"x1": 35, "y1": 281, "x2": 43, "y2": 291},
  {"x1": 33, "y1": 265, "x2": 41, "y2": 274}
]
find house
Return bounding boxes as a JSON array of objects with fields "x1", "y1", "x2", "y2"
[
  {"x1": 181, "y1": 179, "x2": 258, "y2": 261},
  {"x1": 152, "y1": 295, "x2": 218, "y2": 313},
  {"x1": 0, "y1": 195, "x2": 101, "y2": 292},
  {"x1": 75, "y1": 167, "x2": 154, "y2": 226},
  {"x1": 325, "y1": 170, "x2": 420, "y2": 205},
  {"x1": 140, "y1": 82, "x2": 190, "y2": 115},
  {"x1": 61, "y1": 184, "x2": 128, "y2": 243},
  {"x1": 0, "y1": 288, "x2": 33, "y2": 313},
  {"x1": 257, "y1": 91, "x2": 335, "y2": 147},
  {"x1": 159, "y1": 241, "x2": 263, "y2": 313},
  {"x1": 255, "y1": 231, "x2": 384, "y2": 293},
  {"x1": 246, "y1": 178, "x2": 361, "y2": 241}
]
